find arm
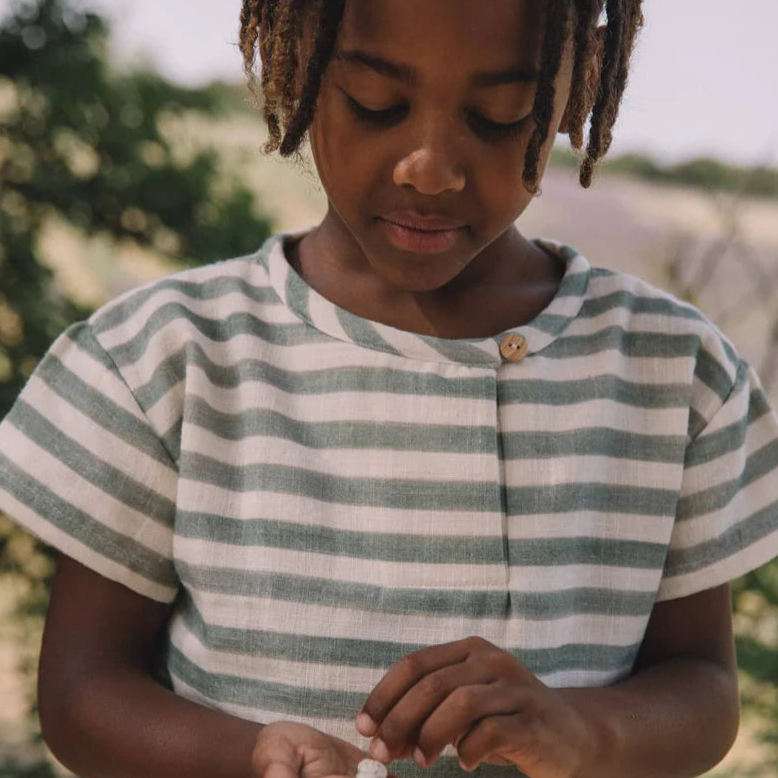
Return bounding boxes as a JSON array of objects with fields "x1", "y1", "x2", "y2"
[
  {"x1": 39, "y1": 554, "x2": 373, "y2": 778},
  {"x1": 38, "y1": 553, "x2": 262, "y2": 778},
  {"x1": 561, "y1": 582, "x2": 740, "y2": 778},
  {"x1": 356, "y1": 584, "x2": 739, "y2": 778}
]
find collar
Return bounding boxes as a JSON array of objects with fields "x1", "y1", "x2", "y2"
[{"x1": 257, "y1": 230, "x2": 589, "y2": 368}]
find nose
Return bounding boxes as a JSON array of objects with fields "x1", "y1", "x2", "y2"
[{"x1": 392, "y1": 130, "x2": 467, "y2": 196}]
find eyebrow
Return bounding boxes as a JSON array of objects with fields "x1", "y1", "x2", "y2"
[{"x1": 334, "y1": 48, "x2": 539, "y2": 88}]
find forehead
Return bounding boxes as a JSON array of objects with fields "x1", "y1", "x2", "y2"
[{"x1": 338, "y1": 0, "x2": 545, "y2": 73}]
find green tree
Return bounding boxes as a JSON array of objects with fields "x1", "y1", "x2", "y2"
[{"x1": 0, "y1": 0, "x2": 272, "y2": 769}]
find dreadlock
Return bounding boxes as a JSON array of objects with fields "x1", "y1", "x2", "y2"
[{"x1": 239, "y1": 0, "x2": 643, "y2": 191}]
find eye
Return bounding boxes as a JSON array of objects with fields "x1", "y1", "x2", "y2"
[
  {"x1": 341, "y1": 89, "x2": 530, "y2": 141},
  {"x1": 466, "y1": 110, "x2": 531, "y2": 141},
  {"x1": 343, "y1": 93, "x2": 407, "y2": 127}
]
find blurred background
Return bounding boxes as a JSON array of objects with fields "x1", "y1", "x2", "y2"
[{"x1": 0, "y1": 0, "x2": 777, "y2": 775}]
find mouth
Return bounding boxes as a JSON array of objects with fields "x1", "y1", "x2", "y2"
[{"x1": 379, "y1": 212, "x2": 467, "y2": 254}]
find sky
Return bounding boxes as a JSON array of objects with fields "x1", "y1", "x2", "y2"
[{"x1": 3, "y1": 0, "x2": 778, "y2": 167}]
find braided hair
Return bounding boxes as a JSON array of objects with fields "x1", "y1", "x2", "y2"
[{"x1": 239, "y1": 0, "x2": 643, "y2": 192}]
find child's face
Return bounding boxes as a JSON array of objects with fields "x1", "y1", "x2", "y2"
[{"x1": 306, "y1": 0, "x2": 575, "y2": 293}]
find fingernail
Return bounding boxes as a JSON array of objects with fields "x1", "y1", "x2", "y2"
[
  {"x1": 370, "y1": 738, "x2": 390, "y2": 763},
  {"x1": 356, "y1": 712, "x2": 377, "y2": 736},
  {"x1": 458, "y1": 758, "x2": 473, "y2": 772},
  {"x1": 413, "y1": 747, "x2": 427, "y2": 767}
]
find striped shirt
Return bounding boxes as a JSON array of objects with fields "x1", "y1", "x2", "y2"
[{"x1": 2, "y1": 231, "x2": 778, "y2": 778}]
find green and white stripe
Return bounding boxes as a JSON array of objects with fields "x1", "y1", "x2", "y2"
[{"x1": 2, "y1": 231, "x2": 777, "y2": 778}]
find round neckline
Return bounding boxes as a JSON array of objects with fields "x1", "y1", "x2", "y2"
[{"x1": 256, "y1": 229, "x2": 590, "y2": 368}]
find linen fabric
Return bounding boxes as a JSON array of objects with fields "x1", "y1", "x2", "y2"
[{"x1": 2, "y1": 231, "x2": 778, "y2": 777}]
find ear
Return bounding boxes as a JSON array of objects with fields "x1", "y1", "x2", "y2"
[{"x1": 558, "y1": 25, "x2": 605, "y2": 135}]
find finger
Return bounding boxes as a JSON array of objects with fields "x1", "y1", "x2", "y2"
[
  {"x1": 414, "y1": 683, "x2": 523, "y2": 767},
  {"x1": 370, "y1": 662, "x2": 495, "y2": 763},
  {"x1": 358, "y1": 637, "x2": 490, "y2": 738},
  {"x1": 252, "y1": 731, "x2": 302, "y2": 778},
  {"x1": 456, "y1": 714, "x2": 526, "y2": 772},
  {"x1": 262, "y1": 761, "x2": 306, "y2": 778}
]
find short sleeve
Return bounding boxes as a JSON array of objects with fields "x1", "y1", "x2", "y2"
[
  {"x1": 658, "y1": 360, "x2": 778, "y2": 601},
  {"x1": 0, "y1": 321, "x2": 179, "y2": 602}
]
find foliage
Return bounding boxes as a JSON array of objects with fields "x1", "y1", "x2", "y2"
[
  {"x1": 731, "y1": 568, "x2": 778, "y2": 770},
  {"x1": 0, "y1": 0, "x2": 272, "y2": 770},
  {"x1": 550, "y1": 147, "x2": 778, "y2": 200},
  {"x1": 0, "y1": 762, "x2": 61, "y2": 778}
]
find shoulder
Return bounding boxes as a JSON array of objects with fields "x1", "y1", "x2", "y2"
[
  {"x1": 580, "y1": 260, "x2": 745, "y2": 434},
  {"x1": 81, "y1": 238, "x2": 283, "y2": 398},
  {"x1": 583, "y1": 263, "x2": 715, "y2": 334},
  {"x1": 91, "y1": 246, "x2": 274, "y2": 339},
  {"x1": 87, "y1": 237, "x2": 281, "y2": 353},
  {"x1": 584, "y1": 263, "x2": 739, "y2": 363},
  {"x1": 556, "y1": 250, "x2": 749, "y2": 438}
]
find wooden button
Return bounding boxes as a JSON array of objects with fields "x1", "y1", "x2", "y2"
[{"x1": 500, "y1": 333, "x2": 528, "y2": 362}]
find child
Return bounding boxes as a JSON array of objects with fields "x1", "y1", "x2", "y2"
[{"x1": 1, "y1": 1, "x2": 777, "y2": 777}]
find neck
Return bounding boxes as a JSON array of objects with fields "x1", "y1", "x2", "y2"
[{"x1": 286, "y1": 211, "x2": 563, "y2": 338}]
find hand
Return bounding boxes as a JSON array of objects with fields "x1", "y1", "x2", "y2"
[
  {"x1": 355, "y1": 637, "x2": 596, "y2": 778},
  {"x1": 252, "y1": 721, "x2": 374, "y2": 778}
]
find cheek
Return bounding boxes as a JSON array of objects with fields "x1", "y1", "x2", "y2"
[
  {"x1": 472, "y1": 145, "x2": 535, "y2": 222},
  {"x1": 309, "y1": 105, "x2": 384, "y2": 206}
]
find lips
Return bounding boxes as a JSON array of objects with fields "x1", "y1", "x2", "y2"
[
  {"x1": 382, "y1": 211, "x2": 467, "y2": 232},
  {"x1": 379, "y1": 212, "x2": 467, "y2": 254}
]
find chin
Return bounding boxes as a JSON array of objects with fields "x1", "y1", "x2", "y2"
[{"x1": 372, "y1": 253, "x2": 472, "y2": 294}]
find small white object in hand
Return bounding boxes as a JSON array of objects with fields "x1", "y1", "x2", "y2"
[{"x1": 356, "y1": 758, "x2": 388, "y2": 778}]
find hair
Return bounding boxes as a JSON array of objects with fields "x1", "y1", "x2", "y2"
[{"x1": 239, "y1": 0, "x2": 643, "y2": 192}]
